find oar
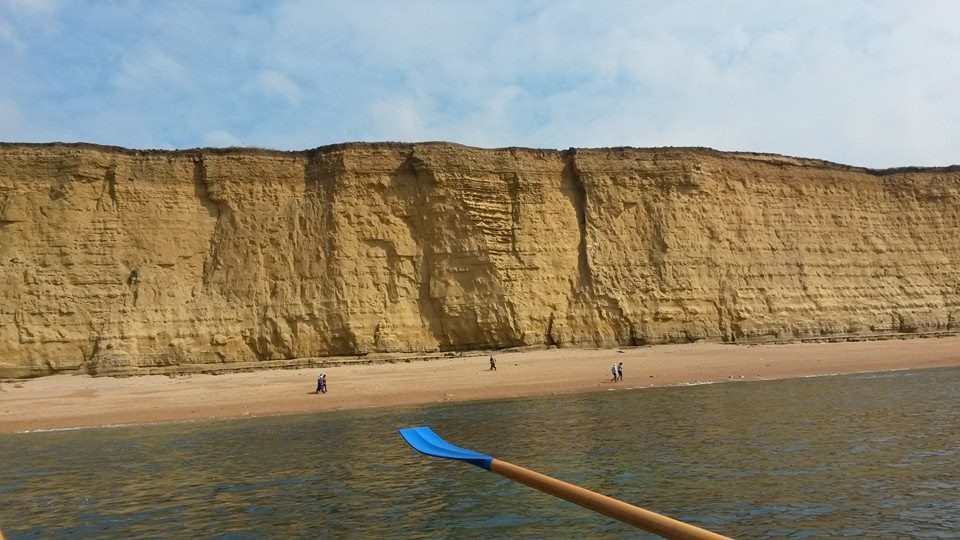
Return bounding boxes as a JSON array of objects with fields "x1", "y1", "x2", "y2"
[{"x1": 399, "y1": 426, "x2": 729, "y2": 540}]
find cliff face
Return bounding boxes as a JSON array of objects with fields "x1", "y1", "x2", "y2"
[{"x1": 1, "y1": 143, "x2": 958, "y2": 377}]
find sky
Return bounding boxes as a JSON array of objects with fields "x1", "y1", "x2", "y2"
[{"x1": 1, "y1": 0, "x2": 958, "y2": 168}]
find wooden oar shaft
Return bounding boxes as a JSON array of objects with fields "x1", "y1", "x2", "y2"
[{"x1": 489, "y1": 459, "x2": 729, "y2": 540}]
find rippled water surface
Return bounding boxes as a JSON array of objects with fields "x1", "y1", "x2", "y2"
[{"x1": 1, "y1": 367, "x2": 959, "y2": 538}]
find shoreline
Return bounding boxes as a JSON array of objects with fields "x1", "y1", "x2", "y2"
[
  {"x1": 6, "y1": 367, "x2": 941, "y2": 436},
  {"x1": 3, "y1": 337, "x2": 960, "y2": 434}
]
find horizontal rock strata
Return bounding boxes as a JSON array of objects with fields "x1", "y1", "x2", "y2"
[{"x1": 1, "y1": 142, "x2": 958, "y2": 377}]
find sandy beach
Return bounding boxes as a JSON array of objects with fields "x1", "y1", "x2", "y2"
[{"x1": 2, "y1": 337, "x2": 960, "y2": 434}]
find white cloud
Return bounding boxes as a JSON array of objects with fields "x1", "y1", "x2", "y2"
[
  {"x1": 0, "y1": 17, "x2": 22, "y2": 49},
  {"x1": 204, "y1": 130, "x2": 243, "y2": 148},
  {"x1": 367, "y1": 96, "x2": 430, "y2": 142},
  {"x1": 0, "y1": 0, "x2": 58, "y2": 50},
  {"x1": 111, "y1": 50, "x2": 190, "y2": 93},
  {"x1": 2, "y1": 0, "x2": 57, "y2": 15},
  {"x1": 0, "y1": 96, "x2": 20, "y2": 129},
  {"x1": 256, "y1": 70, "x2": 303, "y2": 105}
]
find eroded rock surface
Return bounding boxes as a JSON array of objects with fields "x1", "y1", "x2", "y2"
[{"x1": 1, "y1": 142, "x2": 958, "y2": 377}]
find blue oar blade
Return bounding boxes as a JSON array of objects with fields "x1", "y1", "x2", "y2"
[{"x1": 399, "y1": 426, "x2": 493, "y2": 470}]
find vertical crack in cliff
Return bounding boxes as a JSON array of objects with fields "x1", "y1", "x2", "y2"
[
  {"x1": 716, "y1": 270, "x2": 736, "y2": 342},
  {"x1": 364, "y1": 239, "x2": 401, "y2": 303},
  {"x1": 506, "y1": 172, "x2": 522, "y2": 260},
  {"x1": 106, "y1": 165, "x2": 117, "y2": 205},
  {"x1": 81, "y1": 332, "x2": 103, "y2": 373},
  {"x1": 641, "y1": 197, "x2": 668, "y2": 286},
  {"x1": 12, "y1": 310, "x2": 25, "y2": 344},
  {"x1": 406, "y1": 149, "x2": 449, "y2": 348},
  {"x1": 327, "y1": 153, "x2": 361, "y2": 354},
  {"x1": 545, "y1": 311, "x2": 559, "y2": 346},
  {"x1": 243, "y1": 334, "x2": 269, "y2": 362},
  {"x1": 562, "y1": 149, "x2": 593, "y2": 291},
  {"x1": 95, "y1": 164, "x2": 118, "y2": 211},
  {"x1": 304, "y1": 150, "x2": 360, "y2": 355},
  {"x1": 193, "y1": 155, "x2": 226, "y2": 292},
  {"x1": 563, "y1": 150, "x2": 637, "y2": 346}
]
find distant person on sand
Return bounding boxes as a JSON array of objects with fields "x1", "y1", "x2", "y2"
[
  {"x1": 316, "y1": 373, "x2": 327, "y2": 394},
  {"x1": 611, "y1": 364, "x2": 619, "y2": 382},
  {"x1": 489, "y1": 356, "x2": 497, "y2": 371},
  {"x1": 617, "y1": 362, "x2": 623, "y2": 382}
]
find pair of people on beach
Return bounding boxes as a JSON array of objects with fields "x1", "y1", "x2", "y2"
[
  {"x1": 316, "y1": 373, "x2": 327, "y2": 394},
  {"x1": 610, "y1": 362, "x2": 623, "y2": 382}
]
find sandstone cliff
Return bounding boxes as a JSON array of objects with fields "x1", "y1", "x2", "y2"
[{"x1": 1, "y1": 142, "x2": 958, "y2": 377}]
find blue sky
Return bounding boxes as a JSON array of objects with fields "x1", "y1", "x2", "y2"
[{"x1": 1, "y1": 0, "x2": 958, "y2": 167}]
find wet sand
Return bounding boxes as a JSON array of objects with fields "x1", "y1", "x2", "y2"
[{"x1": 2, "y1": 337, "x2": 960, "y2": 434}]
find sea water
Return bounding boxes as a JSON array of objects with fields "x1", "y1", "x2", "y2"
[{"x1": 1, "y1": 367, "x2": 958, "y2": 538}]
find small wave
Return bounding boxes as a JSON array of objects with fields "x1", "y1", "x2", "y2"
[
  {"x1": 849, "y1": 371, "x2": 918, "y2": 380},
  {"x1": 17, "y1": 420, "x2": 173, "y2": 434},
  {"x1": 674, "y1": 380, "x2": 719, "y2": 387},
  {"x1": 17, "y1": 426, "x2": 87, "y2": 433}
]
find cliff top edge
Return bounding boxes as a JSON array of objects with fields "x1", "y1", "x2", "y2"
[{"x1": 0, "y1": 140, "x2": 957, "y2": 176}]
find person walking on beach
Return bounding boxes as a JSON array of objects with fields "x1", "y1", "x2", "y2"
[
  {"x1": 316, "y1": 373, "x2": 327, "y2": 394},
  {"x1": 611, "y1": 363, "x2": 619, "y2": 382},
  {"x1": 489, "y1": 356, "x2": 497, "y2": 371},
  {"x1": 617, "y1": 362, "x2": 623, "y2": 382}
]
